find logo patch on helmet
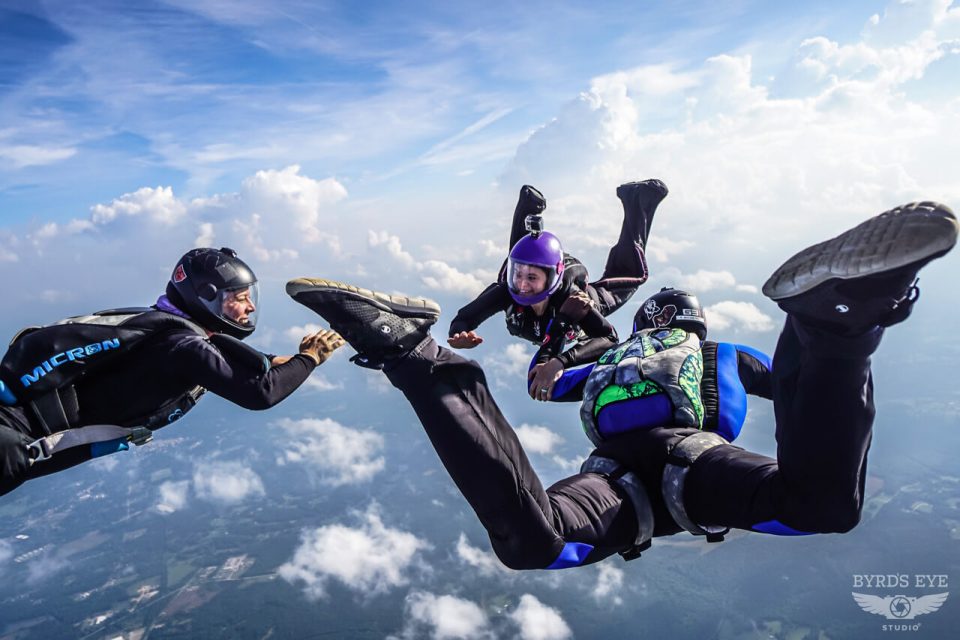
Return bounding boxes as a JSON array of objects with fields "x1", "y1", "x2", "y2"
[
  {"x1": 173, "y1": 265, "x2": 187, "y2": 283},
  {"x1": 644, "y1": 300, "x2": 678, "y2": 328}
]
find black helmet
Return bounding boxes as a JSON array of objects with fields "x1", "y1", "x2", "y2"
[
  {"x1": 633, "y1": 287, "x2": 707, "y2": 340},
  {"x1": 166, "y1": 247, "x2": 259, "y2": 339}
]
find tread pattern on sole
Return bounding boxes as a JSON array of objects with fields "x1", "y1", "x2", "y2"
[{"x1": 762, "y1": 202, "x2": 957, "y2": 301}]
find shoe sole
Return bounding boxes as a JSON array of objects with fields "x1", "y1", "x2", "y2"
[
  {"x1": 286, "y1": 278, "x2": 441, "y2": 319},
  {"x1": 762, "y1": 202, "x2": 958, "y2": 301}
]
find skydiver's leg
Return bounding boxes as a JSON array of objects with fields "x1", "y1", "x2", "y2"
[
  {"x1": 0, "y1": 407, "x2": 97, "y2": 496},
  {"x1": 593, "y1": 179, "x2": 669, "y2": 316},
  {"x1": 0, "y1": 415, "x2": 32, "y2": 497},
  {"x1": 680, "y1": 317, "x2": 880, "y2": 533},
  {"x1": 676, "y1": 202, "x2": 958, "y2": 534},
  {"x1": 285, "y1": 279, "x2": 641, "y2": 569},
  {"x1": 384, "y1": 337, "x2": 640, "y2": 569},
  {"x1": 508, "y1": 185, "x2": 547, "y2": 252}
]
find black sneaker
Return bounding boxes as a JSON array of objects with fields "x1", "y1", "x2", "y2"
[
  {"x1": 286, "y1": 278, "x2": 440, "y2": 368},
  {"x1": 762, "y1": 201, "x2": 958, "y2": 334}
]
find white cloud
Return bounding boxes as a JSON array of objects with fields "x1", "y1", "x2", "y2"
[
  {"x1": 592, "y1": 564, "x2": 624, "y2": 606},
  {"x1": 302, "y1": 375, "x2": 345, "y2": 392},
  {"x1": 90, "y1": 186, "x2": 187, "y2": 225},
  {"x1": 0, "y1": 143, "x2": 76, "y2": 168},
  {"x1": 278, "y1": 504, "x2": 428, "y2": 599},
  {"x1": 273, "y1": 417, "x2": 385, "y2": 486},
  {"x1": 455, "y1": 533, "x2": 508, "y2": 577},
  {"x1": 514, "y1": 424, "x2": 564, "y2": 456},
  {"x1": 156, "y1": 480, "x2": 191, "y2": 514},
  {"x1": 660, "y1": 268, "x2": 738, "y2": 293},
  {"x1": 393, "y1": 591, "x2": 493, "y2": 640},
  {"x1": 509, "y1": 595, "x2": 572, "y2": 640},
  {"x1": 241, "y1": 165, "x2": 347, "y2": 246},
  {"x1": 370, "y1": 230, "x2": 487, "y2": 296},
  {"x1": 0, "y1": 539, "x2": 12, "y2": 566},
  {"x1": 483, "y1": 343, "x2": 532, "y2": 385},
  {"x1": 195, "y1": 222, "x2": 215, "y2": 246},
  {"x1": 192, "y1": 461, "x2": 265, "y2": 504},
  {"x1": 704, "y1": 301, "x2": 776, "y2": 333}
]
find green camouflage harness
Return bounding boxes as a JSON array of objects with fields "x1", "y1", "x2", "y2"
[{"x1": 579, "y1": 327, "x2": 704, "y2": 446}]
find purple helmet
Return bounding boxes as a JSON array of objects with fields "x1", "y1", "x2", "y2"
[{"x1": 506, "y1": 231, "x2": 565, "y2": 305}]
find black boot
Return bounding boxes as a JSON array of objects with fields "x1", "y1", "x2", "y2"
[
  {"x1": 616, "y1": 179, "x2": 668, "y2": 248},
  {"x1": 762, "y1": 201, "x2": 958, "y2": 335},
  {"x1": 286, "y1": 278, "x2": 440, "y2": 368}
]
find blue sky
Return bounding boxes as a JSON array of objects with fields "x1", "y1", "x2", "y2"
[{"x1": 2, "y1": 1, "x2": 960, "y2": 634}]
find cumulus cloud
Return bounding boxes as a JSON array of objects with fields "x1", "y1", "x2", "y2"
[
  {"x1": 278, "y1": 504, "x2": 428, "y2": 599},
  {"x1": 499, "y1": 0, "x2": 960, "y2": 282},
  {"x1": 273, "y1": 417, "x2": 385, "y2": 485},
  {"x1": 241, "y1": 165, "x2": 347, "y2": 245},
  {"x1": 91, "y1": 186, "x2": 187, "y2": 225},
  {"x1": 455, "y1": 533, "x2": 508, "y2": 577},
  {"x1": 509, "y1": 595, "x2": 573, "y2": 640},
  {"x1": 704, "y1": 301, "x2": 776, "y2": 333},
  {"x1": 192, "y1": 461, "x2": 265, "y2": 504},
  {"x1": 392, "y1": 591, "x2": 493, "y2": 640},
  {"x1": 514, "y1": 424, "x2": 564, "y2": 456},
  {"x1": 156, "y1": 480, "x2": 191, "y2": 514},
  {"x1": 370, "y1": 230, "x2": 487, "y2": 296},
  {"x1": 483, "y1": 343, "x2": 532, "y2": 385},
  {"x1": 592, "y1": 564, "x2": 624, "y2": 606}
]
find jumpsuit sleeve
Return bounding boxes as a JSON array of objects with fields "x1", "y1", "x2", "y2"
[
  {"x1": 701, "y1": 341, "x2": 772, "y2": 442},
  {"x1": 448, "y1": 282, "x2": 512, "y2": 336},
  {"x1": 536, "y1": 289, "x2": 618, "y2": 368},
  {"x1": 170, "y1": 335, "x2": 316, "y2": 410},
  {"x1": 734, "y1": 344, "x2": 773, "y2": 400}
]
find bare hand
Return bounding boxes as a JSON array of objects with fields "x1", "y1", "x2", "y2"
[
  {"x1": 448, "y1": 331, "x2": 483, "y2": 349},
  {"x1": 527, "y1": 358, "x2": 564, "y2": 401},
  {"x1": 299, "y1": 329, "x2": 345, "y2": 366}
]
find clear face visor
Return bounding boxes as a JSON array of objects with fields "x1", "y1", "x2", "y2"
[
  {"x1": 506, "y1": 259, "x2": 561, "y2": 304},
  {"x1": 204, "y1": 283, "x2": 260, "y2": 332}
]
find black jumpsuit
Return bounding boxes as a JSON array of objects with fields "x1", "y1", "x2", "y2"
[
  {"x1": 0, "y1": 324, "x2": 316, "y2": 496},
  {"x1": 382, "y1": 314, "x2": 880, "y2": 569}
]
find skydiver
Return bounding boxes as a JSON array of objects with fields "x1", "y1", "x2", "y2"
[
  {"x1": 287, "y1": 201, "x2": 957, "y2": 569},
  {"x1": 447, "y1": 181, "x2": 667, "y2": 401},
  {"x1": 0, "y1": 247, "x2": 344, "y2": 497}
]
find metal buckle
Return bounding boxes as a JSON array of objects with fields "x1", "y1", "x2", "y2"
[
  {"x1": 128, "y1": 427, "x2": 154, "y2": 446},
  {"x1": 25, "y1": 438, "x2": 52, "y2": 463}
]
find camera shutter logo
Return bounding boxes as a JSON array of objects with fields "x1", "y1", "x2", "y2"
[{"x1": 852, "y1": 592, "x2": 948, "y2": 620}]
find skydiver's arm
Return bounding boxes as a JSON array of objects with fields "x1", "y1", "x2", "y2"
[
  {"x1": 172, "y1": 335, "x2": 317, "y2": 410},
  {"x1": 733, "y1": 344, "x2": 773, "y2": 400},
  {"x1": 535, "y1": 297, "x2": 618, "y2": 368},
  {"x1": 448, "y1": 282, "x2": 512, "y2": 336}
]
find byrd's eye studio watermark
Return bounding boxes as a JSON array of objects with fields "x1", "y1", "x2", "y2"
[{"x1": 852, "y1": 574, "x2": 949, "y2": 632}]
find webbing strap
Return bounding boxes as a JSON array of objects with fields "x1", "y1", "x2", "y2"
[{"x1": 26, "y1": 424, "x2": 152, "y2": 464}]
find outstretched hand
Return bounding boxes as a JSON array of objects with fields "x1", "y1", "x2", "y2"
[
  {"x1": 448, "y1": 331, "x2": 483, "y2": 349},
  {"x1": 528, "y1": 358, "x2": 564, "y2": 402},
  {"x1": 299, "y1": 329, "x2": 345, "y2": 366}
]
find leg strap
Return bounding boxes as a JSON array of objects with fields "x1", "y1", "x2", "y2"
[
  {"x1": 662, "y1": 431, "x2": 729, "y2": 542},
  {"x1": 580, "y1": 455, "x2": 655, "y2": 560}
]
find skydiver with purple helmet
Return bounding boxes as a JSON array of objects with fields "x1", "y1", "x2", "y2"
[
  {"x1": 447, "y1": 181, "x2": 668, "y2": 401},
  {"x1": 286, "y1": 200, "x2": 957, "y2": 570}
]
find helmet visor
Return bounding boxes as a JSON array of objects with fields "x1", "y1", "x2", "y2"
[
  {"x1": 507, "y1": 258, "x2": 561, "y2": 305},
  {"x1": 202, "y1": 283, "x2": 260, "y2": 333}
]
